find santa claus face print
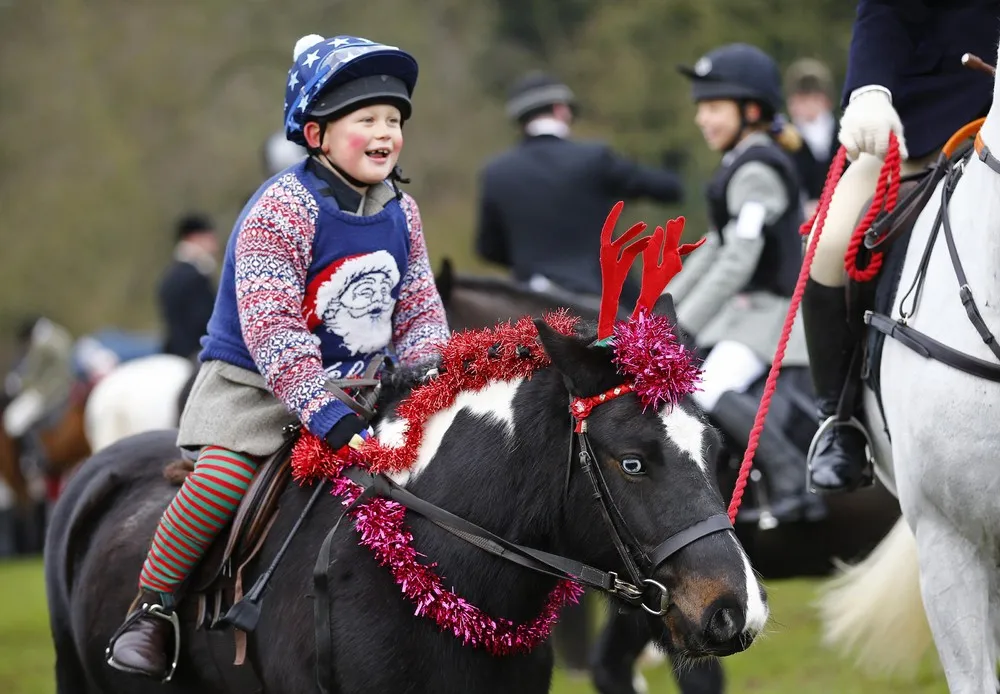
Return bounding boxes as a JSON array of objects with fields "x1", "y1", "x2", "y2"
[{"x1": 311, "y1": 250, "x2": 401, "y2": 355}]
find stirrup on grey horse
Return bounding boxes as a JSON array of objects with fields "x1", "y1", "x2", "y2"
[
  {"x1": 806, "y1": 415, "x2": 875, "y2": 494},
  {"x1": 106, "y1": 592, "x2": 181, "y2": 682}
]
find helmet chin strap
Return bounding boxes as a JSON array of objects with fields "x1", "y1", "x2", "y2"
[
  {"x1": 309, "y1": 122, "x2": 372, "y2": 189},
  {"x1": 318, "y1": 152, "x2": 371, "y2": 189},
  {"x1": 722, "y1": 99, "x2": 758, "y2": 152}
]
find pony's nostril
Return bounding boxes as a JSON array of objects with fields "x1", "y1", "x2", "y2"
[{"x1": 706, "y1": 606, "x2": 744, "y2": 644}]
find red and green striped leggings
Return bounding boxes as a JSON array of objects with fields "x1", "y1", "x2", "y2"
[{"x1": 139, "y1": 446, "x2": 258, "y2": 595}]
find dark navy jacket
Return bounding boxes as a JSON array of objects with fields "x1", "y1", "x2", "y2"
[
  {"x1": 844, "y1": 0, "x2": 999, "y2": 159},
  {"x1": 476, "y1": 135, "x2": 684, "y2": 302}
]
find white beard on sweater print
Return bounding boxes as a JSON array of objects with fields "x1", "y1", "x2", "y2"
[{"x1": 313, "y1": 250, "x2": 400, "y2": 355}]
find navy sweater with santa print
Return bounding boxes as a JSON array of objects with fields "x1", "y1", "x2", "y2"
[{"x1": 200, "y1": 159, "x2": 449, "y2": 438}]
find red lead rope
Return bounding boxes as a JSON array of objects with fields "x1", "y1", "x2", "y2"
[{"x1": 725, "y1": 134, "x2": 902, "y2": 523}]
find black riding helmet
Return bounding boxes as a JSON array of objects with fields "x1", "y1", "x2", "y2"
[{"x1": 677, "y1": 43, "x2": 784, "y2": 118}]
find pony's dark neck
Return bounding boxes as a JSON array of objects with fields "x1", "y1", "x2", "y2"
[{"x1": 388, "y1": 364, "x2": 571, "y2": 624}]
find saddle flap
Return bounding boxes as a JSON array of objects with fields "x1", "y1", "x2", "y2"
[
  {"x1": 190, "y1": 435, "x2": 296, "y2": 595},
  {"x1": 227, "y1": 438, "x2": 296, "y2": 567}
]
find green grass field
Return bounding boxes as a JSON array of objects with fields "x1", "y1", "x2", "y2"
[{"x1": 0, "y1": 556, "x2": 946, "y2": 693}]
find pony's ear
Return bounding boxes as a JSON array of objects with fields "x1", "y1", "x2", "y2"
[
  {"x1": 650, "y1": 292, "x2": 679, "y2": 325},
  {"x1": 435, "y1": 257, "x2": 454, "y2": 302},
  {"x1": 534, "y1": 319, "x2": 613, "y2": 395},
  {"x1": 651, "y1": 292, "x2": 698, "y2": 352}
]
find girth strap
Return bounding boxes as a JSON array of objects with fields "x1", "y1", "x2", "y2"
[{"x1": 865, "y1": 312, "x2": 1000, "y2": 382}]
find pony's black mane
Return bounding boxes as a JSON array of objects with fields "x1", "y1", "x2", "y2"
[{"x1": 374, "y1": 359, "x2": 438, "y2": 410}]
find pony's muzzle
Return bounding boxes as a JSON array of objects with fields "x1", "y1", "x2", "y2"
[
  {"x1": 654, "y1": 533, "x2": 769, "y2": 656},
  {"x1": 701, "y1": 599, "x2": 751, "y2": 656}
]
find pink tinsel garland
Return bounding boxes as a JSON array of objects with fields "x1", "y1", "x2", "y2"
[
  {"x1": 612, "y1": 309, "x2": 701, "y2": 410},
  {"x1": 292, "y1": 432, "x2": 584, "y2": 656}
]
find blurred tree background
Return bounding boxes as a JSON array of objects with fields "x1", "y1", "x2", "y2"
[{"x1": 0, "y1": 0, "x2": 858, "y2": 338}]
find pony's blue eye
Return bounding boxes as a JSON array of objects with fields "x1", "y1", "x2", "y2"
[{"x1": 621, "y1": 457, "x2": 645, "y2": 476}]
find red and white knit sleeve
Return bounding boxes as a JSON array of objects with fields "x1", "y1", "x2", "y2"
[
  {"x1": 234, "y1": 176, "x2": 352, "y2": 437},
  {"x1": 392, "y1": 193, "x2": 451, "y2": 366}
]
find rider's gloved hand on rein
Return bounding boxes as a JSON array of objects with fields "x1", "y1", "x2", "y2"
[
  {"x1": 325, "y1": 414, "x2": 373, "y2": 456},
  {"x1": 838, "y1": 86, "x2": 909, "y2": 161}
]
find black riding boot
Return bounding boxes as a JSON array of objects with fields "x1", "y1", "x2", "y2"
[
  {"x1": 801, "y1": 279, "x2": 873, "y2": 493},
  {"x1": 106, "y1": 590, "x2": 178, "y2": 680},
  {"x1": 711, "y1": 390, "x2": 826, "y2": 524}
]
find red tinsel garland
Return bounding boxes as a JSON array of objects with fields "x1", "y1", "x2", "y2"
[{"x1": 343, "y1": 311, "x2": 578, "y2": 475}]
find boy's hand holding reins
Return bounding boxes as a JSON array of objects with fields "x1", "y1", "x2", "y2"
[
  {"x1": 325, "y1": 413, "x2": 374, "y2": 457},
  {"x1": 839, "y1": 86, "x2": 909, "y2": 161}
]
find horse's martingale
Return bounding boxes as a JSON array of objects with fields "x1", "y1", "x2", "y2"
[{"x1": 290, "y1": 201, "x2": 729, "y2": 659}]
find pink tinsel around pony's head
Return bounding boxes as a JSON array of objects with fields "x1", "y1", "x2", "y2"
[{"x1": 611, "y1": 309, "x2": 701, "y2": 410}]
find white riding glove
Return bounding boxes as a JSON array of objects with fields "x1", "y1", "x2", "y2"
[{"x1": 838, "y1": 86, "x2": 909, "y2": 161}]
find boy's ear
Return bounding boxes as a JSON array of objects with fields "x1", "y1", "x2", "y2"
[{"x1": 303, "y1": 121, "x2": 322, "y2": 150}]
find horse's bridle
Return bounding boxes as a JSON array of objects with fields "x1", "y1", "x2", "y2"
[
  {"x1": 565, "y1": 383, "x2": 733, "y2": 614},
  {"x1": 339, "y1": 380, "x2": 733, "y2": 615}
]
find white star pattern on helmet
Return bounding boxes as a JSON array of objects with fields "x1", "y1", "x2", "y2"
[
  {"x1": 331, "y1": 37, "x2": 351, "y2": 47},
  {"x1": 303, "y1": 50, "x2": 320, "y2": 68},
  {"x1": 288, "y1": 71, "x2": 299, "y2": 89}
]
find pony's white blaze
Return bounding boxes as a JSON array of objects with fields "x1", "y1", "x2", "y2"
[
  {"x1": 741, "y1": 551, "x2": 769, "y2": 634},
  {"x1": 383, "y1": 378, "x2": 522, "y2": 486},
  {"x1": 659, "y1": 405, "x2": 707, "y2": 473}
]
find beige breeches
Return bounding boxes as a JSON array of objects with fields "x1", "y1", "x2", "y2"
[{"x1": 808, "y1": 152, "x2": 935, "y2": 287}]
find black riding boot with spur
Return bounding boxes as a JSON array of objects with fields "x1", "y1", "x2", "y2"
[{"x1": 801, "y1": 279, "x2": 874, "y2": 493}]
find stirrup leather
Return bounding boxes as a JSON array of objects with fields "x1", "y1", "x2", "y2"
[{"x1": 105, "y1": 602, "x2": 182, "y2": 682}]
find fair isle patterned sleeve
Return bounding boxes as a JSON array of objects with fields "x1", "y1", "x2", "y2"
[
  {"x1": 235, "y1": 175, "x2": 353, "y2": 438},
  {"x1": 392, "y1": 193, "x2": 451, "y2": 366}
]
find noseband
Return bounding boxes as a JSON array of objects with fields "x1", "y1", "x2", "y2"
[
  {"x1": 568, "y1": 384, "x2": 734, "y2": 615},
  {"x1": 338, "y1": 380, "x2": 733, "y2": 617}
]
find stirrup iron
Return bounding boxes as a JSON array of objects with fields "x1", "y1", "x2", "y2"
[
  {"x1": 105, "y1": 602, "x2": 182, "y2": 682},
  {"x1": 805, "y1": 415, "x2": 875, "y2": 486}
]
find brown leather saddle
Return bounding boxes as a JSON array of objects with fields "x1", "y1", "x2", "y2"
[{"x1": 178, "y1": 357, "x2": 387, "y2": 667}]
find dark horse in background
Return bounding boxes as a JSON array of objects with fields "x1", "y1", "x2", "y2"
[
  {"x1": 434, "y1": 259, "x2": 901, "y2": 694},
  {"x1": 45, "y1": 301, "x2": 768, "y2": 693}
]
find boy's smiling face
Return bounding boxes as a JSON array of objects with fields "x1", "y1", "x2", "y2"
[{"x1": 307, "y1": 104, "x2": 403, "y2": 187}]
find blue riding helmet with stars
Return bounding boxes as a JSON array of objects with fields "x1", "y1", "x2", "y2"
[{"x1": 283, "y1": 34, "x2": 419, "y2": 146}]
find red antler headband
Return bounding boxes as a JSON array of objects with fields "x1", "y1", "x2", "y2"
[
  {"x1": 592, "y1": 201, "x2": 706, "y2": 410},
  {"x1": 596, "y1": 201, "x2": 705, "y2": 339}
]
